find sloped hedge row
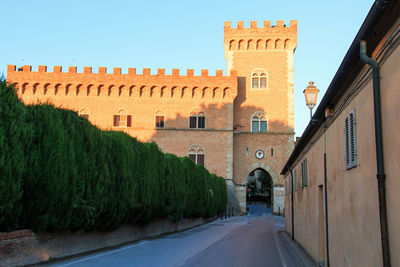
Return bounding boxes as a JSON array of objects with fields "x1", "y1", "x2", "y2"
[{"x1": 0, "y1": 80, "x2": 226, "y2": 232}]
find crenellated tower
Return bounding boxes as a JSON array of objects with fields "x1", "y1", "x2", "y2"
[{"x1": 224, "y1": 20, "x2": 297, "y2": 212}]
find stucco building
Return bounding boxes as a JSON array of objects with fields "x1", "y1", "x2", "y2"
[
  {"x1": 282, "y1": 1, "x2": 400, "y2": 266},
  {"x1": 7, "y1": 20, "x2": 297, "y2": 214}
]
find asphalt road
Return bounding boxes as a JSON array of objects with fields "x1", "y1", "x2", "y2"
[{"x1": 51, "y1": 205, "x2": 292, "y2": 267}]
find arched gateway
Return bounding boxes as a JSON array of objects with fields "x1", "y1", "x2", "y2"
[{"x1": 246, "y1": 168, "x2": 273, "y2": 211}]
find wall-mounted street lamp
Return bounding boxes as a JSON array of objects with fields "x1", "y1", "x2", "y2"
[{"x1": 303, "y1": 81, "x2": 319, "y2": 119}]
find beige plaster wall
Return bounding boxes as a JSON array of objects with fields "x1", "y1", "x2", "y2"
[{"x1": 284, "y1": 25, "x2": 400, "y2": 267}]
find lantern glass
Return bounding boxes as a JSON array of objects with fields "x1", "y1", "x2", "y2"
[{"x1": 303, "y1": 81, "x2": 319, "y2": 110}]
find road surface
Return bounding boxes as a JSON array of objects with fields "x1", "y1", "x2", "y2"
[{"x1": 50, "y1": 205, "x2": 310, "y2": 267}]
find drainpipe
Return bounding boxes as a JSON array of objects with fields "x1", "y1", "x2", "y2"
[
  {"x1": 360, "y1": 40, "x2": 391, "y2": 267},
  {"x1": 323, "y1": 123, "x2": 330, "y2": 267},
  {"x1": 288, "y1": 165, "x2": 295, "y2": 240}
]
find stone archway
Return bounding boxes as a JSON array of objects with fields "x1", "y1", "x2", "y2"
[
  {"x1": 246, "y1": 168, "x2": 273, "y2": 209},
  {"x1": 242, "y1": 162, "x2": 279, "y2": 186}
]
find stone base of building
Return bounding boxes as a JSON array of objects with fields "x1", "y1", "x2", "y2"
[{"x1": 273, "y1": 186, "x2": 284, "y2": 215}]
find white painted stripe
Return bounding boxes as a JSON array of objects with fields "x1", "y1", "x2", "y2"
[
  {"x1": 273, "y1": 232, "x2": 288, "y2": 267},
  {"x1": 55, "y1": 240, "x2": 149, "y2": 267}
]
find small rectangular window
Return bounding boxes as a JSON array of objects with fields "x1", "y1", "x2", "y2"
[
  {"x1": 156, "y1": 115, "x2": 164, "y2": 128},
  {"x1": 189, "y1": 116, "x2": 197, "y2": 128},
  {"x1": 198, "y1": 116, "x2": 205, "y2": 128},
  {"x1": 289, "y1": 174, "x2": 292, "y2": 193},
  {"x1": 294, "y1": 169, "x2": 297, "y2": 191}
]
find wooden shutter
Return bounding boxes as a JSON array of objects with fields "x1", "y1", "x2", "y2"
[
  {"x1": 349, "y1": 112, "x2": 357, "y2": 167},
  {"x1": 113, "y1": 115, "x2": 118, "y2": 126},
  {"x1": 127, "y1": 115, "x2": 132, "y2": 127},
  {"x1": 345, "y1": 110, "x2": 357, "y2": 169},
  {"x1": 345, "y1": 116, "x2": 350, "y2": 168}
]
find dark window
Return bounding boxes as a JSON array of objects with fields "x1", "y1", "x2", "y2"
[
  {"x1": 197, "y1": 154, "x2": 205, "y2": 165},
  {"x1": 189, "y1": 116, "x2": 197, "y2": 128},
  {"x1": 188, "y1": 154, "x2": 196, "y2": 162},
  {"x1": 188, "y1": 145, "x2": 205, "y2": 166},
  {"x1": 156, "y1": 115, "x2": 164, "y2": 128},
  {"x1": 198, "y1": 116, "x2": 205, "y2": 128}
]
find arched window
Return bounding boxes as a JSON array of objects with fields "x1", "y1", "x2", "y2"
[
  {"x1": 113, "y1": 108, "x2": 132, "y2": 127},
  {"x1": 189, "y1": 111, "x2": 205, "y2": 129},
  {"x1": 188, "y1": 144, "x2": 205, "y2": 166},
  {"x1": 79, "y1": 108, "x2": 90, "y2": 119},
  {"x1": 155, "y1": 110, "x2": 165, "y2": 128},
  {"x1": 251, "y1": 112, "x2": 267, "y2": 133},
  {"x1": 251, "y1": 68, "x2": 268, "y2": 89}
]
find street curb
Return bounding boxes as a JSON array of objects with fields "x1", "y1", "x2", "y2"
[{"x1": 276, "y1": 230, "x2": 318, "y2": 267}]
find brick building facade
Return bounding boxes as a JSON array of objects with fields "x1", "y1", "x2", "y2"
[{"x1": 7, "y1": 20, "x2": 297, "y2": 213}]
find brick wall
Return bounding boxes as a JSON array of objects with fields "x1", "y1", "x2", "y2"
[{"x1": 0, "y1": 217, "x2": 212, "y2": 267}]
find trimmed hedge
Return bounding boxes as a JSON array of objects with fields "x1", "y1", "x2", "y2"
[{"x1": 0, "y1": 80, "x2": 226, "y2": 232}]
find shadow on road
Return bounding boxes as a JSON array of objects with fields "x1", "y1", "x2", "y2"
[{"x1": 246, "y1": 203, "x2": 271, "y2": 217}]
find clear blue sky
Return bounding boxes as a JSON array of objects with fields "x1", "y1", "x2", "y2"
[{"x1": 1, "y1": 0, "x2": 375, "y2": 136}]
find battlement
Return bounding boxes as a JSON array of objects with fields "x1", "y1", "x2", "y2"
[
  {"x1": 8, "y1": 65, "x2": 236, "y2": 78},
  {"x1": 224, "y1": 20, "x2": 297, "y2": 30},
  {"x1": 224, "y1": 20, "x2": 297, "y2": 52},
  {"x1": 7, "y1": 65, "x2": 238, "y2": 101}
]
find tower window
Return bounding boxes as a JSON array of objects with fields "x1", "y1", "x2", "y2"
[
  {"x1": 251, "y1": 68, "x2": 268, "y2": 89},
  {"x1": 188, "y1": 144, "x2": 205, "y2": 166},
  {"x1": 155, "y1": 110, "x2": 165, "y2": 128},
  {"x1": 189, "y1": 111, "x2": 205, "y2": 129},
  {"x1": 251, "y1": 111, "x2": 267, "y2": 133}
]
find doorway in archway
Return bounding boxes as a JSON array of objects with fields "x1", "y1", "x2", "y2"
[{"x1": 246, "y1": 168, "x2": 273, "y2": 215}]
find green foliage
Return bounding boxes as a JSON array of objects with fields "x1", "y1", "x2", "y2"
[{"x1": 0, "y1": 80, "x2": 226, "y2": 232}]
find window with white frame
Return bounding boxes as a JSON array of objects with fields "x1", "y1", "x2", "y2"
[
  {"x1": 251, "y1": 68, "x2": 268, "y2": 89},
  {"x1": 251, "y1": 111, "x2": 267, "y2": 133},
  {"x1": 189, "y1": 112, "x2": 205, "y2": 129},
  {"x1": 301, "y1": 158, "x2": 308, "y2": 187},
  {"x1": 345, "y1": 110, "x2": 357, "y2": 169},
  {"x1": 188, "y1": 144, "x2": 205, "y2": 166},
  {"x1": 113, "y1": 109, "x2": 131, "y2": 127}
]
